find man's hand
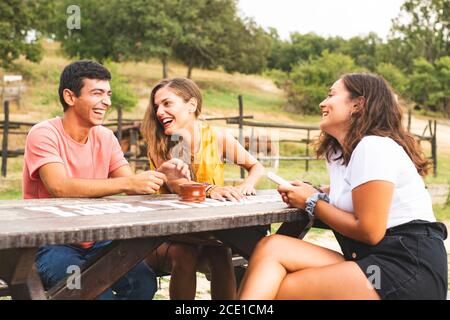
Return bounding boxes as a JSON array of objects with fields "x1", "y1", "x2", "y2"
[
  {"x1": 157, "y1": 158, "x2": 191, "y2": 182},
  {"x1": 126, "y1": 170, "x2": 167, "y2": 194}
]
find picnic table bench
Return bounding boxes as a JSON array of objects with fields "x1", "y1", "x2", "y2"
[{"x1": 0, "y1": 190, "x2": 310, "y2": 300}]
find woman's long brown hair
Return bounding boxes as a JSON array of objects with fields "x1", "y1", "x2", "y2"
[
  {"x1": 316, "y1": 73, "x2": 430, "y2": 176},
  {"x1": 141, "y1": 78, "x2": 202, "y2": 167}
]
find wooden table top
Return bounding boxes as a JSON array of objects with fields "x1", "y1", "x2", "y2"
[{"x1": 0, "y1": 190, "x2": 306, "y2": 250}]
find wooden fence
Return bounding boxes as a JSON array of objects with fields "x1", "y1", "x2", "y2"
[{"x1": 0, "y1": 98, "x2": 440, "y2": 178}]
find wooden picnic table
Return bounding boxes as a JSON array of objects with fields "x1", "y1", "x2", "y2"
[{"x1": 0, "y1": 190, "x2": 310, "y2": 300}]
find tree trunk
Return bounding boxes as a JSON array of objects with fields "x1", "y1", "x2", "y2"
[
  {"x1": 187, "y1": 58, "x2": 194, "y2": 79},
  {"x1": 162, "y1": 56, "x2": 168, "y2": 78},
  {"x1": 444, "y1": 97, "x2": 449, "y2": 118}
]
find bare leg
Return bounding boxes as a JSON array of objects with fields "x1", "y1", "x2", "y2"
[
  {"x1": 146, "y1": 242, "x2": 200, "y2": 300},
  {"x1": 275, "y1": 261, "x2": 380, "y2": 300},
  {"x1": 201, "y1": 246, "x2": 236, "y2": 300},
  {"x1": 238, "y1": 234, "x2": 345, "y2": 299}
]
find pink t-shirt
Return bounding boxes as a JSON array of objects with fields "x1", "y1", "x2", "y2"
[{"x1": 23, "y1": 117, "x2": 129, "y2": 199}]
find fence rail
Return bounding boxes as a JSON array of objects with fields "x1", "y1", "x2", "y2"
[{"x1": 0, "y1": 98, "x2": 440, "y2": 178}]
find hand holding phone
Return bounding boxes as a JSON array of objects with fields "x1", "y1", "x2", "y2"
[{"x1": 266, "y1": 172, "x2": 292, "y2": 187}]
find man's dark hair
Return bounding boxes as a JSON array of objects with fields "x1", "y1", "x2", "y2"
[{"x1": 58, "y1": 60, "x2": 111, "y2": 112}]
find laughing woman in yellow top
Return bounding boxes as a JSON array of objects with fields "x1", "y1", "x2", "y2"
[{"x1": 141, "y1": 78, "x2": 264, "y2": 300}]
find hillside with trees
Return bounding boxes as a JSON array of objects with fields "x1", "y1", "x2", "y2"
[{"x1": 1, "y1": 0, "x2": 449, "y2": 117}]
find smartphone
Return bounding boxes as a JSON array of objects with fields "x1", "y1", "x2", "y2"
[{"x1": 266, "y1": 172, "x2": 292, "y2": 187}]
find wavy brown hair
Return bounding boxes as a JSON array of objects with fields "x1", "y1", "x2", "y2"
[
  {"x1": 316, "y1": 73, "x2": 430, "y2": 176},
  {"x1": 141, "y1": 78, "x2": 202, "y2": 167}
]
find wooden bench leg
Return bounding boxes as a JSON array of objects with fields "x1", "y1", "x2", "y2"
[
  {"x1": 0, "y1": 248, "x2": 46, "y2": 300},
  {"x1": 48, "y1": 237, "x2": 165, "y2": 300}
]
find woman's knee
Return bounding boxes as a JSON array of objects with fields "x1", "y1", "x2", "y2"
[{"x1": 254, "y1": 234, "x2": 289, "y2": 257}]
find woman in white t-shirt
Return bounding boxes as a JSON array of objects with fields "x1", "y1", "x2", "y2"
[{"x1": 238, "y1": 73, "x2": 448, "y2": 300}]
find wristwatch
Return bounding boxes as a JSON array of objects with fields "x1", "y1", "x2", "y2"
[{"x1": 304, "y1": 192, "x2": 330, "y2": 219}]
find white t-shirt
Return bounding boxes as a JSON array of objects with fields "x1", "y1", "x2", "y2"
[{"x1": 327, "y1": 135, "x2": 435, "y2": 229}]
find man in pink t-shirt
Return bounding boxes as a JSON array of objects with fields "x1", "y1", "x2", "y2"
[{"x1": 26, "y1": 60, "x2": 190, "y2": 300}]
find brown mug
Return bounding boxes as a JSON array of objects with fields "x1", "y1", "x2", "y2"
[{"x1": 179, "y1": 183, "x2": 206, "y2": 203}]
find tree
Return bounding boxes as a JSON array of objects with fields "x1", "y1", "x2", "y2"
[
  {"x1": 285, "y1": 51, "x2": 360, "y2": 114},
  {"x1": 173, "y1": 0, "x2": 238, "y2": 78},
  {"x1": 376, "y1": 63, "x2": 407, "y2": 95},
  {"x1": 268, "y1": 32, "x2": 344, "y2": 72},
  {"x1": 0, "y1": 0, "x2": 53, "y2": 69},
  {"x1": 390, "y1": 0, "x2": 449, "y2": 70},
  {"x1": 434, "y1": 56, "x2": 450, "y2": 116},
  {"x1": 338, "y1": 33, "x2": 383, "y2": 71},
  {"x1": 51, "y1": 0, "x2": 115, "y2": 63},
  {"x1": 52, "y1": 0, "x2": 182, "y2": 78},
  {"x1": 220, "y1": 17, "x2": 272, "y2": 74},
  {"x1": 406, "y1": 58, "x2": 442, "y2": 111}
]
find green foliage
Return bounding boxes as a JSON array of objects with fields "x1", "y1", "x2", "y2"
[
  {"x1": 285, "y1": 51, "x2": 359, "y2": 114},
  {"x1": 173, "y1": 0, "x2": 238, "y2": 78},
  {"x1": 106, "y1": 63, "x2": 138, "y2": 112},
  {"x1": 0, "y1": 0, "x2": 53, "y2": 68},
  {"x1": 338, "y1": 33, "x2": 383, "y2": 71},
  {"x1": 268, "y1": 31, "x2": 342, "y2": 72},
  {"x1": 406, "y1": 57, "x2": 449, "y2": 116},
  {"x1": 391, "y1": 0, "x2": 449, "y2": 67},
  {"x1": 50, "y1": 0, "x2": 182, "y2": 77},
  {"x1": 376, "y1": 63, "x2": 408, "y2": 95},
  {"x1": 50, "y1": 0, "x2": 114, "y2": 62},
  {"x1": 220, "y1": 18, "x2": 272, "y2": 74}
]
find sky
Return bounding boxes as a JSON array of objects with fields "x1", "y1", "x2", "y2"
[{"x1": 237, "y1": 0, "x2": 405, "y2": 40}]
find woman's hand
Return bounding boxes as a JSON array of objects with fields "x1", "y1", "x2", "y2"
[
  {"x1": 209, "y1": 186, "x2": 245, "y2": 202},
  {"x1": 235, "y1": 183, "x2": 256, "y2": 196},
  {"x1": 157, "y1": 158, "x2": 191, "y2": 181},
  {"x1": 277, "y1": 180, "x2": 318, "y2": 209}
]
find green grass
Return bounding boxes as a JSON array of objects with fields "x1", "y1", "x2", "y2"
[
  {"x1": 434, "y1": 203, "x2": 450, "y2": 222},
  {"x1": 203, "y1": 87, "x2": 285, "y2": 112},
  {"x1": 424, "y1": 153, "x2": 450, "y2": 185},
  {"x1": 0, "y1": 189, "x2": 21, "y2": 200}
]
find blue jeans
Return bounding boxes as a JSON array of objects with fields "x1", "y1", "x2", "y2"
[{"x1": 35, "y1": 241, "x2": 157, "y2": 300}]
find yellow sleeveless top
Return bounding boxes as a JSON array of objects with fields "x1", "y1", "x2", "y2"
[{"x1": 150, "y1": 121, "x2": 224, "y2": 193}]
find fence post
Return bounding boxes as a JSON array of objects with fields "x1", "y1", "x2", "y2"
[
  {"x1": 117, "y1": 106, "x2": 123, "y2": 141},
  {"x1": 238, "y1": 95, "x2": 245, "y2": 179},
  {"x1": 432, "y1": 120, "x2": 437, "y2": 177},
  {"x1": 305, "y1": 129, "x2": 310, "y2": 172},
  {"x1": 2, "y1": 101, "x2": 10, "y2": 177},
  {"x1": 407, "y1": 109, "x2": 412, "y2": 132},
  {"x1": 130, "y1": 128, "x2": 137, "y2": 173}
]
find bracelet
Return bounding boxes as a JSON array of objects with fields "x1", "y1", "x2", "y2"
[
  {"x1": 205, "y1": 185, "x2": 217, "y2": 198},
  {"x1": 304, "y1": 192, "x2": 330, "y2": 219}
]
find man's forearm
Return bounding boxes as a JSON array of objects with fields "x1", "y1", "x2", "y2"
[{"x1": 46, "y1": 177, "x2": 130, "y2": 198}]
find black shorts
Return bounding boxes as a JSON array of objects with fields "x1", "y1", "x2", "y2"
[{"x1": 333, "y1": 220, "x2": 448, "y2": 300}]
